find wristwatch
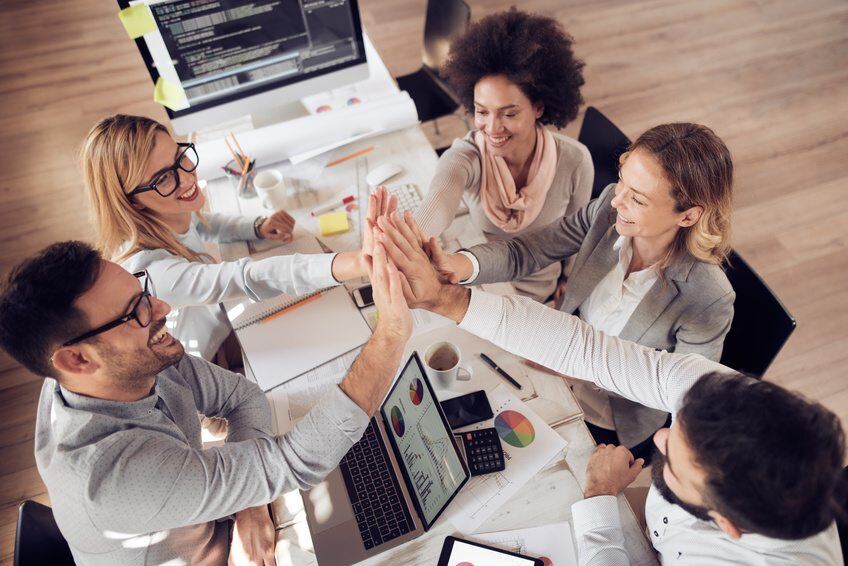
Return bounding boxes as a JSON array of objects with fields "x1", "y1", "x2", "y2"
[{"x1": 253, "y1": 216, "x2": 267, "y2": 239}]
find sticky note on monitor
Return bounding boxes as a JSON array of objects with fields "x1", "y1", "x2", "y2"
[
  {"x1": 319, "y1": 211, "x2": 350, "y2": 236},
  {"x1": 119, "y1": 4, "x2": 157, "y2": 39},
  {"x1": 153, "y1": 77, "x2": 189, "y2": 111}
]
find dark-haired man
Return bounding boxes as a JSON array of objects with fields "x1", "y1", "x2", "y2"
[
  {"x1": 376, "y1": 212, "x2": 845, "y2": 564},
  {"x1": 0, "y1": 240, "x2": 412, "y2": 565}
]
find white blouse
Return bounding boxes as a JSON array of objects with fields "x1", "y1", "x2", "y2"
[
  {"x1": 574, "y1": 236, "x2": 659, "y2": 430},
  {"x1": 121, "y1": 213, "x2": 338, "y2": 360}
]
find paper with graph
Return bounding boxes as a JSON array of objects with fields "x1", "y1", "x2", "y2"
[
  {"x1": 449, "y1": 385, "x2": 568, "y2": 533},
  {"x1": 476, "y1": 522, "x2": 577, "y2": 565}
]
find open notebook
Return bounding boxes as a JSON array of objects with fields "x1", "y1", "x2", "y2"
[{"x1": 226, "y1": 233, "x2": 371, "y2": 391}]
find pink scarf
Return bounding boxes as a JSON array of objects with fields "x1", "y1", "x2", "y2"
[{"x1": 475, "y1": 125, "x2": 558, "y2": 233}]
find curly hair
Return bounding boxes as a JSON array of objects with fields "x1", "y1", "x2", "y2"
[{"x1": 442, "y1": 8, "x2": 585, "y2": 128}]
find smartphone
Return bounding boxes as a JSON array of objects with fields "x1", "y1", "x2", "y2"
[
  {"x1": 352, "y1": 285, "x2": 374, "y2": 308},
  {"x1": 439, "y1": 390, "x2": 494, "y2": 429},
  {"x1": 438, "y1": 536, "x2": 544, "y2": 566}
]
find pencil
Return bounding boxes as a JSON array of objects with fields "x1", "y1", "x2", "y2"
[
  {"x1": 229, "y1": 131, "x2": 247, "y2": 161},
  {"x1": 260, "y1": 293, "x2": 321, "y2": 324},
  {"x1": 224, "y1": 138, "x2": 243, "y2": 168},
  {"x1": 237, "y1": 156, "x2": 251, "y2": 193},
  {"x1": 327, "y1": 146, "x2": 375, "y2": 167}
]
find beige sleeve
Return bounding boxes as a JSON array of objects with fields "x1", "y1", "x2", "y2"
[{"x1": 415, "y1": 143, "x2": 478, "y2": 237}]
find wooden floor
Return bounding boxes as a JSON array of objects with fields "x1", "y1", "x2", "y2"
[{"x1": 1, "y1": 0, "x2": 846, "y2": 562}]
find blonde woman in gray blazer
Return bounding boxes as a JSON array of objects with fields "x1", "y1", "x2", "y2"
[{"x1": 428, "y1": 123, "x2": 735, "y2": 460}]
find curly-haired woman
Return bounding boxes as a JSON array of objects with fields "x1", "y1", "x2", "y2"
[{"x1": 415, "y1": 8, "x2": 592, "y2": 301}]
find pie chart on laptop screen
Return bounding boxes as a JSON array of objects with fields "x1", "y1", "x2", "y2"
[
  {"x1": 494, "y1": 410, "x2": 535, "y2": 448},
  {"x1": 409, "y1": 377, "x2": 424, "y2": 405}
]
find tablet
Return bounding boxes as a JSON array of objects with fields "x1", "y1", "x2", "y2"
[{"x1": 438, "y1": 536, "x2": 545, "y2": 566}]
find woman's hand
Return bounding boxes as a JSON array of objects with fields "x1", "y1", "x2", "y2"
[
  {"x1": 361, "y1": 186, "x2": 397, "y2": 260},
  {"x1": 258, "y1": 210, "x2": 296, "y2": 242}
]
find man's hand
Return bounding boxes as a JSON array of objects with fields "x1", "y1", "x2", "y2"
[
  {"x1": 258, "y1": 210, "x2": 295, "y2": 242},
  {"x1": 583, "y1": 444, "x2": 645, "y2": 499},
  {"x1": 369, "y1": 237, "x2": 412, "y2": 342},
  {"x1": 229, "y1": 505, "x2": 276, "y2": 566}
]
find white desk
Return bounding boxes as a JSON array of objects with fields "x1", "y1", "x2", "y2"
[{"x1": 201, "y1": 37, "x2": 656, "y2": 566}]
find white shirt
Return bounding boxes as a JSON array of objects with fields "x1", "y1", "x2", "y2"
[
  {"x1": 122, "y1": 213, "x2": 338, "y2": 360},
  {"x1": 459, "y1": 289, "x2": 843, "y2": 565},
  {"x1": 575, "y1": 236, "x2": 659, "y2": 429}
]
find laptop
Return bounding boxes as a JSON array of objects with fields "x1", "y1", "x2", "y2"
[{"x1": 303, "y1": 352, "x2": 470, "y2": 565}]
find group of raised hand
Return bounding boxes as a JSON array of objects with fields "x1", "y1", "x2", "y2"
[{"x1": 361, "y1": 187, "x2": 475, "y2": 340}]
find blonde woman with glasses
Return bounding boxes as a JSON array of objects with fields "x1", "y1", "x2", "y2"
[{"x1": 82, "y1": 114, "x2": 391, "y2": 363}]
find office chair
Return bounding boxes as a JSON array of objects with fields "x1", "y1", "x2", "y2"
[
  {"x1": 577, "y1": 106, "x2": 632, "y2": 199},
  {"x1": 837, "y1": 466, "x2": 848, "y2": 559},
  {"x1": 395, "y1": 0, "x2": 470, "y2": 137},
  {"x1": 719, "y1": 250, "x2": 796, "y2": 378},
  {"x1": 14, "y1": 500, "x2": 75, "y2": 566}
]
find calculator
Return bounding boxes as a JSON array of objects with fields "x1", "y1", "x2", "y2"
[{"x1": 458, "y1": 428, "x2": 506, "y2": 476}]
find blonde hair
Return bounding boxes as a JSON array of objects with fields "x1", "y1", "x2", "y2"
[
  {"x1": 619, "y1": 123, "x2": 733, "y2": 272},
  {"x1": 82, "y1": 114, "x2": 207, "y2": 263}
]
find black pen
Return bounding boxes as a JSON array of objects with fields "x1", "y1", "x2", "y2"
[{"x1": 479, "y1": 353, "x2": 522, "y2": 390}]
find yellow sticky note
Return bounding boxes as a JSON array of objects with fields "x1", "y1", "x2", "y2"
[
  {"x1": 153, "y1": 77, "x2": 188, "y2": 111},
  {"x1": 119, "y1": 4, "x2": 157, "y2": 39},
  {"x1": 319, "y1": 211, "x2": 350, "y2": 236}
]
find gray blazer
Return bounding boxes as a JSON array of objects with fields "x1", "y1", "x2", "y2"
[{"x1": 468, "y1": 184, "x2": 735, "y2": 446}]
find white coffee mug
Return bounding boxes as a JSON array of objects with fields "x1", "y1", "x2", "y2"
[
  {"x1": 423, "y1": 341, "x2": 472, "y2": 389},
  {"x1": 253, "y1": 169, "x2": 288, "y2": 210}
]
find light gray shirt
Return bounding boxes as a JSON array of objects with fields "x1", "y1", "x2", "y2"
[
  {"x1": 121, "y1": 213, "x2": 338, "y2": 360},
  {"x1": 34, "y1": 354, "x2": 368, "y2": 565}
]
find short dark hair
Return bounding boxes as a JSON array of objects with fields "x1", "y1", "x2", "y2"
[
  {"x1": 442, "y1": 8, "x2": 585, "y2": 128},
  {"x1": 0, "y1": 241, "x2": 102, "y2": 378},
  {"x1": 679, "y1": 372, "x2": 845, "y2": 539}
]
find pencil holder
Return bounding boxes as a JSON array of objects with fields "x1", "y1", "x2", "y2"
[{"x1": 225, "y1": 158, "x2": 257, "y2": 199}]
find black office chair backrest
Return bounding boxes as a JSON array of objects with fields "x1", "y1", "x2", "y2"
[
  {"x1": 14, "y1": 500, "x2": 75, "y2": 566},
  {"x1": 837, "y1": 466, "x2": 848, "y2": 559},
  {"x1": 422, "y1": 0, "x2": 471, "y2": 73},
  {"x1": 577, "y1": 106, "x2": 632, "y2": 199},
  {"x1": 719, "y1": 250, "x2": 796, "y2": 378}
]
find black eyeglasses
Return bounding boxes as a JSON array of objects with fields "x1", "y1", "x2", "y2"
[
  {"x1": 63, "y1": 271, "x2": 153, "y2": 346},
  {"x1": 128, "y1": 143, "x2": 199, "y2": 198}
]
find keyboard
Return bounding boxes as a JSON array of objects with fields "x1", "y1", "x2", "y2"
[
  {"x1": 386, "y1": 183, "x2": 423, "y2": 215},
  {"x1": 338, "y1": 419, "x2": 415, "y2": 550},
  {"x1": 386, "y1": 183, "x2": 469, "y2": 217}
]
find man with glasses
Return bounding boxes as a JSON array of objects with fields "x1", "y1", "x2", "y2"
[{"x1": 0, "y1": 239, "x2": 412, "y2": 565}]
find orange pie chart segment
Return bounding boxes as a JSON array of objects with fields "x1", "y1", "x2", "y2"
[{"x1": 494, "y1": 410, "x2": 535, "y2": 448}]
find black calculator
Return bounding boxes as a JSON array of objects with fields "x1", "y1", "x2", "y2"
[{"x1": 459, "y1": 428, "x2": 506, "y2": 476}]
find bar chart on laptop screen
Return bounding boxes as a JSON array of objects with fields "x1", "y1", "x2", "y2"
[{"x1": 384, "y1": 363, "x2": 465, "y2": 523}]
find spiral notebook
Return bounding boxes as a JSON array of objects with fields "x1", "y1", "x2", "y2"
[{"x1": 229, "y1": 285, "x2": 371, "y2": 391}]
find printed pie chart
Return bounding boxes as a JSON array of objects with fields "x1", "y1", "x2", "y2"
[
  {"x1": 391, "y1": 406, "x2": 405, "y2": 437},
  {"x1": 409, "y1": 378, "x2": 424, "y2": 405},
  {"x1": 455, "y1": 563, "x2": 474, "y2": 566},
  {"x1": 494, "y1": 410, "x2": 536, "y2": 448}
]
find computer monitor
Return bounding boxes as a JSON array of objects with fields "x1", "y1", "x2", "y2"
[{"x1": 119, "y1": 0, "x2": 369, "y2": 134}]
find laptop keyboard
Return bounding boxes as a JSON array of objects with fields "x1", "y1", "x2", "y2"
[{"x1": 339, "y1": 418, "x2": 415, "y2": 550}]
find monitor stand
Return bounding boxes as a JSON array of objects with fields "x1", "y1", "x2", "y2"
[
  {"x1": 252, "y1": 100, "x2": 311, "y2": 128},
  {"x1": 189, "y1": 100, "x2": 311, "y2": 144}
]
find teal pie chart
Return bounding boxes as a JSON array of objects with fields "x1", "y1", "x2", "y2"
[{"x1": 390, "y1": 406, "x2": 405, "y2": 437}]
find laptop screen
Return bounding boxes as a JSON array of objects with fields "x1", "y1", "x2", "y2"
[{"x1": 380, "y1": 352, "x2": 469, "y2": 530}]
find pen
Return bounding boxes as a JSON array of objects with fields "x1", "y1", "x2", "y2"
[
  {"x1": 311, "y1": 195, "x2": 356, "y2": 216},
  {"x1": 327, "y1": 146, "x2": 375, "y2": 167},
  {"x1": 479, "y1": 353, "x2": 522, "y2": 390}
]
